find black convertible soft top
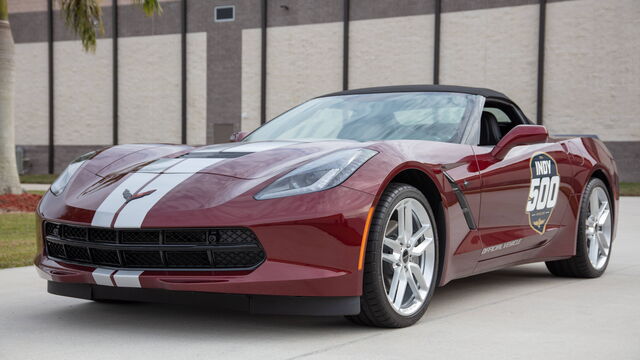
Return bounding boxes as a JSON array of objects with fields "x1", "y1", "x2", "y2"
[{"x1": 320, "y1": 85, "x2": 511, "y2": 102}]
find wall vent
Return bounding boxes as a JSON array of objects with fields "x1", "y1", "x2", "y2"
[{"x1": 215, "y1": 6, "x2": 235, "y2": 22}]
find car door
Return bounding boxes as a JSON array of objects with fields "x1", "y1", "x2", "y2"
[{"x1": 471, "y1": 101, "x2": 574, "y2": 266}]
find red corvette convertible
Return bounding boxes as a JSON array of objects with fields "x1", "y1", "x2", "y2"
[{"x1": 36, "y1": 85, "x2": 618, "y2": 327}]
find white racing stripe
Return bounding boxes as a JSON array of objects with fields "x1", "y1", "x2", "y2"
[
  {"x1": 93, "y1": 143, "x2": 293, "y2": 227},
  {"x1": 91, "y1": 269, "x2": 143, "y2": 288},
  {"x1": 189, "y1": 143, "x2": 239, "y2": 153},
  {"x1": 92, "y1": 142, "x2": 290, "y2": 228},
  {"x1": 91, "y1": 158, "x2": 183, "y2": 228},
  {"x1": 136, "y1": 158, "x2": 184, "y2": 173},
  {"x1": 114, "y1": 173, "x2": 194, "y2": 228},
  {"x1": 113, "y1": 270, "x2": 143, "y2": 288},
  {"x1": 92, "y1": 268, "x2": 115, "y2": 286},
  {"x1": 112, "y1": 158, "x2": 225, "y2": 228},
  {"x1": 91, "y1": 172, "x2": 158, "y2": 227},
  {"x1": 161, "y1": 158, "x2": 224, "y2": 174},
  {"x1": 221, "y1": 141, "x2": 298, "y2": 153}
]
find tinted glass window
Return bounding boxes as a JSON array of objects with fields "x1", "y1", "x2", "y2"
[
  {"x1": 245, "y1": 92, "x2": 480, "y2": 143},
  {"x1": 484, "y1": 107, "x2": 512, "y2": 123}
]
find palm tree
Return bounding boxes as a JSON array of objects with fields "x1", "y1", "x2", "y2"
[
  {"x1": 0, "y1": 0, "x2": 160, "y2": 194},
  {"x1": 0, "y1": 0, "x2": 21, "y2": 194}
]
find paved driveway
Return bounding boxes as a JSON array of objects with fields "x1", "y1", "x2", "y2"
[{"x1": 1, "y1": 198, "x2": 639, "y2": 360}]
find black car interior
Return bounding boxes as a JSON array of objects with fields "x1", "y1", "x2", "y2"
[
  {"x1": 479, "y1": 100, "x2": 529, "y2": 146},
  {"x1": 479, "y1": 111, "x2": 502, "y2": 146}
]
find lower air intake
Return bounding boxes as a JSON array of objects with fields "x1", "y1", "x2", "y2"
[{"x1": 43, "y1": 223, "x2": 265, "y2": 270}]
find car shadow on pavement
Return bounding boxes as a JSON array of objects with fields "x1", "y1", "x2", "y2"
[
  {"x1": 32, "y1": 264, "x2": 565, "y2": 335},
  {"x1": 427, "y1": 264, "x2": 568, "y2": 314}
]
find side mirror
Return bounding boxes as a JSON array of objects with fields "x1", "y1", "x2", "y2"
[
  {"x1": 229, "y1": 131, "x2": 248, "y2": 142},
  {"x1": 491, "y1": 125, "x2": 548, "y2": 159}
]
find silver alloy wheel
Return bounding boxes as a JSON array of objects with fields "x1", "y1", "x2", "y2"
[
  {"x1": 381, "y1": 198, "x2": 436, "y2": 316},
  {"x1": 585, "y1": 187, "x2": 612, "y2": 270}
]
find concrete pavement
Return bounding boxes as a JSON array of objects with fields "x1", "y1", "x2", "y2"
[{"x1": 1, "y1": 198, "x2": 639, "y2": 360}]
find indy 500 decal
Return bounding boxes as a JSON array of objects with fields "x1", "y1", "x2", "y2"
[{"x1": 526, "y1": 152, "x2": 560, "y2": 234}]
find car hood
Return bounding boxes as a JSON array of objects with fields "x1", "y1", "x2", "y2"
[
  {"x1": 94, "y1": 140, "x2": 369, "y2": 180},
  {"x1": 40, "y1": 140, "x2": 377, "y2": 227}
]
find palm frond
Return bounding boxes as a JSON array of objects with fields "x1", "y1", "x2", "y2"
[
  {"x1": 59, "y1": 0, "x2": 162, "y2": 52},
  {"x1": 0, "y1": 0, "x2": 9, "y2": 21},
  {"x1": 132, "y1": 0, "x2": 163, "y2": 17},
  {"x1": 59, "y1": 0, "x2": 104, "y2": 52}
]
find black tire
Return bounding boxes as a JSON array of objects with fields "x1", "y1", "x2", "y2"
[
  {"x1": 346, "y1": 183, "x2": 439, "y2": 328},
  {"x1": 545, "y1": 178, "x2": 612, "y2": 278}
]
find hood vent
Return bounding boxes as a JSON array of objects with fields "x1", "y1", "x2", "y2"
[{"x1": 180, "y1": 151, "x2": 253, "y2": 159}]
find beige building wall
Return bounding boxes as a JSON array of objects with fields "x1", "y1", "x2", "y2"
[
  {"x1": 119, "y1": 0, "x2": 176, "y2": 5},
  {"x1": 241, "y1": 28, "x2": 262, "y2": 133},
  {"x1": 544, "y1": 0, "x2": 640, "y2": 141},
  {"x1": 53, "y1": 39, "x2": 113, "y2": 146},
  {"x1": 440, "y1": 4, "x2": 539, "y2": 120},
  {"x1": 7, "y1": 0, "x2": 111, "y2": 13},
  {"x1": 120, "y1": 33, "x2": 207, "y2": 145},
  {"x1": 15, "y1": 34, "x2": 206, "y2": 147},
  {"x1": 186, "y1": 32, "x2": 207, "y2": 145},
  {"x1": 119, "y1": 34, "x2": 181, "y2": 144},
  {"x1": 265, "y1": 22, "x2": 343, "y2": 120},
  {"x1": 349, "y1": 15, "x2": 434, "y2": 89},
  {"x1": 7, "y1": 0, "x2": 48, "y2": 13},
  {"x1": 14, "y1": 42, "x2": 49, "y2": 145}
]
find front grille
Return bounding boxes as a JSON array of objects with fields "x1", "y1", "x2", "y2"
[
  {"x1": 124, "y1": 251, "x2": 163, "y2": 267},
  {"x1": 165, "y1": 230, "x2": 208, "y2": 244},
  {"x1": 214, "y1": 250, "x2": 266, "y2": 268},
  {"x1": 218, "y1": 229, "x2": 259, "y2": 244},
  {"x1": 120, "y1": 231, "x2": 160, "y2": 244},
  {"x1": 166, "y1": 251, "x2": 210, "y2": 267},
  {"x1": 45, "y1": 222, "x2": 61, "y2": 238},
  {"x1": 44, "y1": 222, "x2": 265, "y2": 270},
  {"x1": 65, "y1": 245, "x2": 90, "y2": 261},
  {"x1": 90, "y1": 228, "x2": 116, "y2": 243},
  {"x1": 90, "y1": 248, "x2": 120, "y2": 266},
  {"x1": 46, "y1": 241, "x2": 65, "y2": 258},
  {"x1": 64, "y1": 226, "x2": 88, "y2": 241}
]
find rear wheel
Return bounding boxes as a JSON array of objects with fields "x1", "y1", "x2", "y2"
[
  {"x1": 546, "y1": 178, "x2": 613, "y2": 278},
  {"x1": 347, "y1": 183, "x2": 439, "y2": 328}
]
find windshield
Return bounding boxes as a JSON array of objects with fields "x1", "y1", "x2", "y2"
[{"x1": 245, "y1": 92, "x2": 481, "y2": 143}]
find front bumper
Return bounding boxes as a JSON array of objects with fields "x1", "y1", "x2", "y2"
[
  {"x1": 47, "y1": 281, "x2": 360, "y2": 316},
  {"x1": 36, "y1": 253, "x2": 362, "y2": 297},
  {"x1": 36, "y1": 185, "x2": 375, "y2": 299}
]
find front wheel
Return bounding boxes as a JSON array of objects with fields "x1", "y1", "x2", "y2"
[
  {"x1": 347, "y1": 183, "x2": 439, "y2": 328},
  {"x1": 546, "y1": 178, "x2": 613, "y2": 278}
]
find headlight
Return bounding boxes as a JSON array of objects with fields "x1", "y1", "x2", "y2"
[
  {"x1": 49, "y1": 151, "x2": 96, "y2": 196},
  {"x1": 255, "y1": 148, "x2": 377, "y2": 200}
]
